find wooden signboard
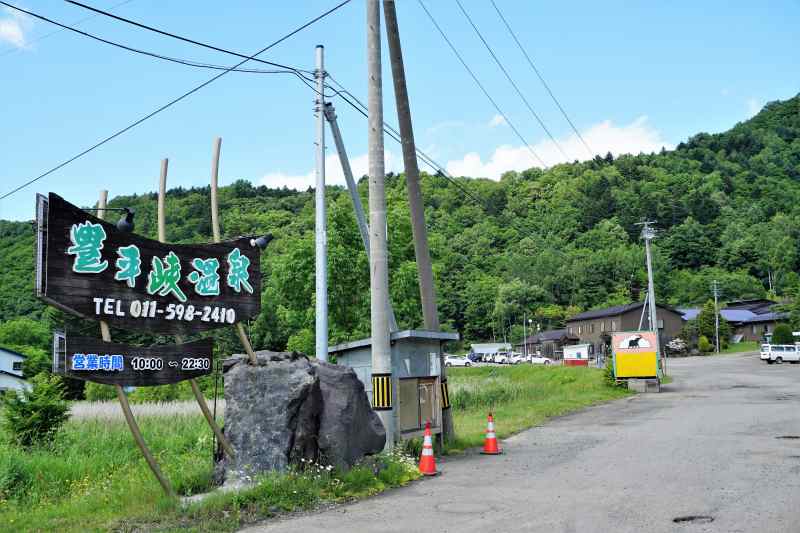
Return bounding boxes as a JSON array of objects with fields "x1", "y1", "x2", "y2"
[
  {"x1": 36, "y1": 193, "x2": 261, "y2": 334},
  {"x1": 54, "y1": 335, "x2": 213, "y2": 386}
]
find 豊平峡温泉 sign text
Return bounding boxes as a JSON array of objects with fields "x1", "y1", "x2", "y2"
[{"x1": 36, "y1": 193, "x2": 261, "y2": 334}]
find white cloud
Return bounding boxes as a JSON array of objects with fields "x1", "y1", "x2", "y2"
[
  {"x1": 0, "y1": 7, "x2": 31, "y2": 49},
  {"x1": 260, "y1": 150, "x2": 400, "y2": 190},
  {"x1": 488, "y1": 114, "x2": 506, "y2": 128},
  {"x1": 746, "y1": 98, "x2": 763, "y2": 118},
  {"x1": 445, "y1": 116, "x2": 673, "y2": 179}
]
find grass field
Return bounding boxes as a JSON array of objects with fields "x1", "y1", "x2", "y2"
[
  {"x1": 445, "y1": 364, "x2": 631, "y2": 452},
  {"x1": 719, "y1": 341, "x2": 760, "y2": 355},
  {"x1": 0, "y1": 365, "x2": 627, "y2": 531}
]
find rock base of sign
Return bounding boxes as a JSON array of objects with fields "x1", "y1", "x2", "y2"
[{"x1": 216, "y1": 350, "x2": 385, "y2": 485}]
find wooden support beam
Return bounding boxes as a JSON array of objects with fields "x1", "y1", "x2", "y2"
[
  {"x1": 98, "y1": 190, "x2": 175, "y2": 498},
  {"x1": 157, "y1": 164, "x2": 235, "y2": 460},
  {"x1": 208, "y1": 137, "x2": 258, "y2": 365}
]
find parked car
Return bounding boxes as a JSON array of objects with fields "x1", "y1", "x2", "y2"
[
  {"x1": 529, "y1": 355, "x2": 554, "y2": 365},
  {"x1": 492, "y1": 352, "x2": 510, "y2": 364},
  {"x1": 466, "y1": 352, "x2": 482, "y2": 363},
  {"x1": 764, "y1": 344, "x2": 800, "y2": 364},
  {"x1": 445, "y1": 355, "x2": 472, "y2": 367},
  {"x1": 760, "y1": 344, "x2": 771, "y2": 362},
  {"x1": 509, "y1": 354, "x2": 527, "y2": 364}
]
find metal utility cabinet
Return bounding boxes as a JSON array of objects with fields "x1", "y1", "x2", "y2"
[{"x1": 329, "y1": 330, "x2": 458, "y2": 440}]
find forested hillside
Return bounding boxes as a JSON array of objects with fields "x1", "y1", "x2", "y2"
[{"x1": 1, "y1": 94, "x2": 799, "y2": 354}]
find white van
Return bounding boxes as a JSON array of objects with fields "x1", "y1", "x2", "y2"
[{"x1": 764, "y1": 344, "x2": 800, "y2": 364}]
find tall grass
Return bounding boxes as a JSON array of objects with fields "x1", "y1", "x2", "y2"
[
  {"x1": 446, "y1": 365, "x2": 631, "y2": 451},
  {"x1": 0, "y1": 411, "x2": 419, "y2": 532}
]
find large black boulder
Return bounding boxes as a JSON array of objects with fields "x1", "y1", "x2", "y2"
[{"x1": 218, "y1": 351, "x2": 385, "y2": 485}]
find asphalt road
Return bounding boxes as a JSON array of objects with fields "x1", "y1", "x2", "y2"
[{"x1": 245, "y1": 354, "x2": 800, "y2": 533}]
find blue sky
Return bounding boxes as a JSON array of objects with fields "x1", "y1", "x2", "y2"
[{"x1": 1, "y1": 0, "x2": 798, "y2": 221}]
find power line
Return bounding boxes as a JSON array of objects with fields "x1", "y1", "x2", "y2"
[
  {"x1": 0, "y1": 3, "x2": 311, "y2": 79},
  {"x1": 325, "y1": 74, "x2": 493, "y2": 212},
  {"x1": 65, "y1": 0, "x2": 314, "y2": 74},
  {"x1": 0, "y1": 0, "x2": 352, "y2": 201},
  {"x1": 417, "y1": 0, "x2": 546, "y2": 168},
  {"x1": 455, "y1": 0, "x2": 570, "y2": 163},
  {"x1": 490, "y1": 0, "x2": 594, "y2": 158},
  {"x1": 0, "y1": 0, "x2": 134, "y2": 57}
]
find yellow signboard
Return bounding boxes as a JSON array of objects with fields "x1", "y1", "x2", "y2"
[{"x1": 612, "y1": 331, "x2": 658, "y2": 378}]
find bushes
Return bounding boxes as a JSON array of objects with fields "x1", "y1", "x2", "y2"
[
  {"x1": 698, "y1": 335, "x2": 713, "y2": 353},
  {"x1": 0, "y1": 374, "x2": 70, "y2": 447},
  {"x1": 772, "y1": 323, "x2": 794, "y2": 344},
  {"x1": 84, "y1": 382, "x2": 117, "y2": 402}
]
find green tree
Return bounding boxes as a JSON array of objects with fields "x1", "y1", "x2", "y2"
[
  {"x1": 696, "y1": 299, "x2": 731, "y2": 349},
  {"x1": 664, "y1": 217, "x2": 714, "y2": 269},
  {"x1": 771, "y1": 323, "x2": 794, "y2": 344},
  {"x1": 0, "y1": 374, "x2": 70, "y2": 447}
]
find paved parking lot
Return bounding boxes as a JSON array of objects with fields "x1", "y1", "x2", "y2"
[{"x1": 246, "y1": 353, "x2": 800, "y2": 533}]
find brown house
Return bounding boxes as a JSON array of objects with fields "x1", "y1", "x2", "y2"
[
  {"x1": 514, "y1": 329, "x2": 579, "y2": 359},
  {"x1": 565, "y1": 302, "x2": 685, "y2": 355}
]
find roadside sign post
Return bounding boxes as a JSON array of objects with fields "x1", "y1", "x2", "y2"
[
  {"x1": 612, "y1": 331, "x2": 659, "y2": 379},
  {"x1": 37, "y1": 187, "x2": 262, "y2": 496}
]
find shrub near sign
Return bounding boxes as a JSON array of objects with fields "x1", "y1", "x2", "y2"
[
  {"x1": 36, "y1": 193, "x2": 261, "y2": 334},
  {"x1": 54, "y1": 336, "x2": 213, "y2": 386}
]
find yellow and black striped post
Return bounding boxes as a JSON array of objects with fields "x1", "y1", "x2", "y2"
[
  {"x1": 371, "y1": 373, "x2": 393, "y2": 411},
  {"x1": 440, "y1": 378, "x2": 451, "y2": 410}
]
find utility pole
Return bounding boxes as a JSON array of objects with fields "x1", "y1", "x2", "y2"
[
  {"x1": 314, "y1": 45, "x2": 328, "y2": 362},
  {"x1": 523, "y1": 312, "x2": 527, "y2": 358},
  {"x1": 367, "y1": 0, "x2": 394, "y2": 448},
  {"x1": 383, "y1": 0, "x2": 438, "y2": 330},
  {"x1": 383, "y1": 0, "x2": 453, "y2": 442},
  {"x1": 712, "y1": 280, "x2": 721, "y2": 354},
  {"x1": 639, "y1": 221, "x2": 662, "y2": 372}
]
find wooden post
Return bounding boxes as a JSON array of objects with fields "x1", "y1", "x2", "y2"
[
  {"x1": 210, "y1": 137, "x2": 222, "y2": 243},
  {"x1": 208, "y1": 137, "x2": 258, "y2": 365},
  {"x1": 157, "y1": 163, "x2": 235, "y2": 459},
  {"x1": 383, "y1": 0, "x2": 453, "y2": 443},
  {"x1": 158, "y1": 159, "x2": 168, "y2": 242},
  {"x1": 98, "y1": 191, "x2": 175, "y2": 498}
]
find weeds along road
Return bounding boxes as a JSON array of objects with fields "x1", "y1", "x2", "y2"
[{"x1": 243, "y1": 353, "x2": 800, "y2": 533}]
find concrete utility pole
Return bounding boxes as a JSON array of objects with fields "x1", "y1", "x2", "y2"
[
  {"x1": 383, "y1": 0, "x2": 453, "y2": 442},
  {"x1": 367, "y1": 0, "x2": 394, "y2": 448},
  {"x1": 523, "y1": 312, "x2": 527, "y2": 358},
  {"x1": 712, "y1": 280, "x2": 721, "y2": 354},
  {"x1": 640, "y1": 221, "x2": 662, "y2": 372},
  {"x1": 315, "y1": 45, "x2": 329, "y2": 362}
]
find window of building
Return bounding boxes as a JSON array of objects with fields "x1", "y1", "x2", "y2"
[
  {"x1": 578, "y1": 325, "x2": 582, "y2": 334},
  {"x1": 589, "y1": 324, "x2": 594, "y2": 333},
  {"x1": 764, "y1": 324, "x2": 771, "y2": 333},
  {"x1": 611, "y1": 320, "x2": 616, "y2": 331},
  {"x1": 752, "y1": 325, "x2": 757, "y2": 334},
  {"x1": 657, "y1": 319, "x2": 664, "y2": 329},
  {"x1": 12, "y1": 362, "x2": 22, "y2": 371},
  {"x1": 600, "y1": 321, "x2": 605, "y2": 332}
]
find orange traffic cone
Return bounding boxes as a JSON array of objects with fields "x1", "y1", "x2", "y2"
[
  {"x1": 418, "y1": 420, "x2": 439, "y2": 476},
  {"x1": 481, "y1": 413, "x2": 502, "y2": 455}
]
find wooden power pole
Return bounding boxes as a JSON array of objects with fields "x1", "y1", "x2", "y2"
[{"x1": 383, "y1": 0, "x2": 453, "y2": 441}]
